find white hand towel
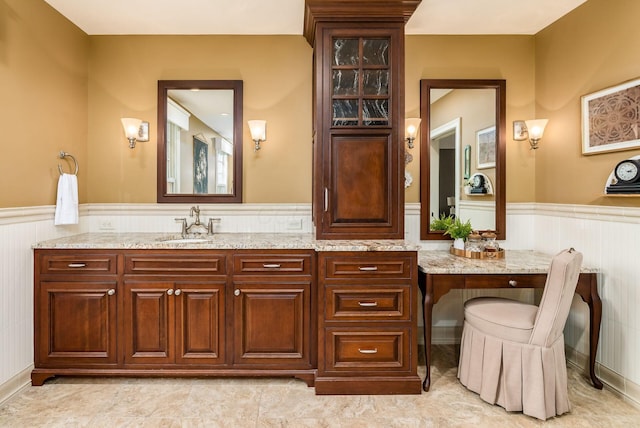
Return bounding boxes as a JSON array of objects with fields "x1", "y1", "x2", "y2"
[{"x1": 54, "y1": 173, "x2": 78, "y2": 225}]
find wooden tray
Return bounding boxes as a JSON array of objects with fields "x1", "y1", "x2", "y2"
[{"x1": 450, "y1": 246, "x2": 505, "y2": 259}]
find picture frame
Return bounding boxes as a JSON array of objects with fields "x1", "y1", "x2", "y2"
[
  {"x1": 463, "y1": 144, "x2": 471, "y2": 179},
  {"x1": 581, "y1": 78, "x2": 640, "y2": 155},
  {"x1": 193, "y1": 137, "x2": 208, "y2": 194},
  {"x1": 137, "y1": 121, "x2": 150, "y2": 142},
  {"x1": 476, "y1": 126, "x2": 496, "y2": 169}
]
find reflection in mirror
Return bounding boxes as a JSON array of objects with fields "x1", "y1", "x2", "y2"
[
  {"x1": 420, "y1": 79, "x2": 505, "y2": 240},
  {"x1": 157, "y1": 80, "x2": 243, "y2": 203}
]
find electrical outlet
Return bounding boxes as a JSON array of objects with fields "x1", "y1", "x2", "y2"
[
  {"x1": 98, "y1": 220, "x2": 115, "y2": 231},
  {"x1": 286, "y1": 219, "x2": 303, "y2": 231}
]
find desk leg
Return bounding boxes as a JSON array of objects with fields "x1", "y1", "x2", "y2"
[
  {"x1": 417, "y1": 271, "x2": 432, "y2": 391},
  {"x1": 576, "y1": 273, "x2": 603, "y2": 389}
]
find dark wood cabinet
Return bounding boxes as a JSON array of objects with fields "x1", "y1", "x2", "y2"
[
  {"x1": 305, "y1": 1, "x2": 420, "y2": 239},
  {"x1": 123, "y1": 279, "x2": 226, "y2": 366},
  {"x1": 231, "y1": 252, "x2": 315, "y2": 370},
  {"x1": 316, "y1": 251, "x2": 421, "y2": 394},
  {"x1": 33, "y1": 249, "x2": 316, "y2": 386}
]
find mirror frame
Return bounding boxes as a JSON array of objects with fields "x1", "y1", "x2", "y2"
[
  {"x1": 157, "y1": 80, "x2": 243, "y2": 203},
  {"x1": 419, "y1": 79, "x2": 506, "y2": 240}
]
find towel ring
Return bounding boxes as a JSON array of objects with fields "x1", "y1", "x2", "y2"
[{"x1": 58, "y1": 151, "x2": 78, "y2": 176}]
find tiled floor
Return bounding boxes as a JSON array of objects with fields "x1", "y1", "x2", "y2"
[{"x1": 1, "y1": 346, "x2": 639, "y2": 427}]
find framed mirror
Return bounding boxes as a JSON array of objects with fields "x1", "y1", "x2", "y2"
[
  {"x1": 157, "y1": 80, "x2": 243, "y2": 203},
  {"x1": 419, "y1": 79, "x2": 506, "y2": 240}
]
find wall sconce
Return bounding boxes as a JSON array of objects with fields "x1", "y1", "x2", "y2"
[
  {"x1": 248, "y1": 120, "x2": 267, "y2": 151},
  {"x1": 121, "y1": 118, "x2": 149, "y2": 149},
  {"x1": 513, "y1": 119, "x2": 548, "y2": 150},
  {"x1": 405, "y1": 118, "x2": 421, "y2": 149}
]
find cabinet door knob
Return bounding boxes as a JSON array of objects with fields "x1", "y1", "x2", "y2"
[
  {"x1": 358, "y1": 348, "x2": 378, "y2": 354},
  {"x1": 107, "y1": 289, "x2": 115, "y2": 296},
  {"x1": 174, "y1": 289, "x2": 181, "y2": 296},
  {"x1": 508, "y1": 280, "x2": 517, "y2": 287},
  {"x1": 234, "y1": 289, "x2": 241, "y2": 296},
  {"x1": 167, "y1": 289, "x2": 174, "y2": 295}
]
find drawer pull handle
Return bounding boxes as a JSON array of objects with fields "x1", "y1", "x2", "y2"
[
  {"x1": 67, "y1": 263, "x2": 87, "y2": 268},
  {"x1": 263, "y1": 264, "x2": 281, "y2": 269},
  {"x1": 358, "y1": 348, "x2": 378, "y2": 354},
  {"x1": 509, "y1": 280, "x2": 517, "y2": 287},
  {"x1": 107, "y1": 289, "x2": 115, "y2": 296},
  {"x1": 167, "y1": 289, "x2": 174, "y2": 296},
  {"x1": 358, "y1": 301, "x2": 378, "y2": 307},
  {"x1": 358, "y1": 266, "x2": 378, "y2": 272}
]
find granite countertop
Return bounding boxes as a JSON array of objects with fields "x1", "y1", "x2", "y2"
[
  {"x1": 418, "y1": 250, "x2": 599, "y2": 274},
  {"x1": 33, "y1": 232, "x2": 420, "y2": 252}
]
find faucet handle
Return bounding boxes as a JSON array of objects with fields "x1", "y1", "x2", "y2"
[
  {"x1": 174, "y1": 217, "x2": 188, "y2": 237},
  {"x1": 207, "y1": 218, "x2": 221, "y2": 235}
]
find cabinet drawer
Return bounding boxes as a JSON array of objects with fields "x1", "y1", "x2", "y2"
[
  {"x1": 325, "y1": 285, "x2": 410, "y2": 320},
  {"x1": 124, "y1": 254, "x2": 226, "y2": 275},
  {"x1": 39, "y1": 254, "x2": 117, "y2": 275},
  {"x1": 233, "y1": 253, "x2": 312, "y2": 275},
  {"x1": 465, "y1": 274, "x2": 547, "y2": 289},
  {"x1": 323, "y1": 254, "x2": 413, "y2": 279},
  {"x1": 325, "y1": 328, "x2": 410, "y2": 371}
]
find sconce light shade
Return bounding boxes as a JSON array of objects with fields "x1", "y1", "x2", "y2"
[
  {"x1": 405, "y1": 117, "x2": 421, "y2": 149},
  {"x1": 121, "y1": 117, "x2": 143, "y2": 149},
  {"x1": 524, "y1": 119, "x2": 548, "y2": 141},
  {"x1": 248, "y1": 120, "x2": 267, "y2": 151},
  {"x1": 514, "y1": 119, "x2": 549, "y2": 150}
]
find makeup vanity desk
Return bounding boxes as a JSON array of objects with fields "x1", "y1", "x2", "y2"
[{"x1": 418, "y1": 250, "x2": 602, "y2": 392}]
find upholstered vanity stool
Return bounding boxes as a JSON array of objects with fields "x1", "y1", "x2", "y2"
[{"x1": 457, "y1": 248, "x2": 583, "y2": 420}]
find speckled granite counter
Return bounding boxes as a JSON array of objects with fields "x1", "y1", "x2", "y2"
[
  {"x1": 418, "y1": 250, "x2": 599, "y2": 274},
  {"x1": 33, "y1": 232, "x2": 419, "y2": 252}
]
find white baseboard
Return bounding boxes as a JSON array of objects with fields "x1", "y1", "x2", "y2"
[
  {"x1": 566, "y1": 346, "x2": 640, "y2": 411},
  {"x1": 0, "y1": 364, "x2": 33, "y2": 406}
]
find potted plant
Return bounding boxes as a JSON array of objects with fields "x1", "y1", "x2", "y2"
[
  {"x1": 444, "y1": 218, "x2": 473, "y2": 250},
  {"x1": 429, "y1": 213, "x2": 454, "y2": 232}
]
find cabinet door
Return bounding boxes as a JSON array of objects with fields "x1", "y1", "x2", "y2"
[
  {"x1": 232, "y1": 281, "x2": 311, "y2": 367},
  {"x1": 123, "y1": 281, "x2": 174, "y2": 365},
  {"x1": 314, "y1": 27, "x2": 404, "y2": 239},
  {"x1": 174, "y1": 282, "x2": 226, "y2": 365},
  {"x1": 36, "y1": 281, "x2": 118, "y2": 366}
]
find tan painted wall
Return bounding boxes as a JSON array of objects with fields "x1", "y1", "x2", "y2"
[
  {"x1": 87, "y1": 35, "x2": 313, "y2": 203},
  {"x1": 0, "y1": 0, "x2": 88, "y2": 208},
  {"x1": 405, "y1": 35, "x2": 536, "y2": 203},
  {"x1": 8, "y1": 1, "x2": 634, "y2": 208},
  {"x1": 534, "y1": 0, "x2": 640, "y2": 206}
]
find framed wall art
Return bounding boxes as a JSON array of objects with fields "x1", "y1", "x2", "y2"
[
  {"x1": 581, "y1": 78, "x2": 640, "y2": 155},
  {"x1": 476, "y1": 126, "x2": 496, "y2": 169},
  {"x1": 193, "y1": 137, "x2": 208, "y2": 194},
  {"x1": 464, "y1": 144, "x2": 471, "y2": 179}
]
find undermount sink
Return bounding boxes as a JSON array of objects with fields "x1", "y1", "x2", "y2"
[{"x1": 160, "y1": 237, "x2": 210, "y2": 244}]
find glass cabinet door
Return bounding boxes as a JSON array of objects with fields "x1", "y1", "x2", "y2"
[{"x1": 332, "y1": 37, "x2": 390, "y2": 127}]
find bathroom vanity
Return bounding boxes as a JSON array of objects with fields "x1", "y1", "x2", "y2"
[{"x1": 32, "y1": 233, "x2": 421, "y2": 394}]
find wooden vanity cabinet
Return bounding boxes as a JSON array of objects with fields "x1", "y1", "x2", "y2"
[
  {"x1": 33, "y1": 251, "x2": 119, "y2": 375},
  {"x1": 33, "y1": 249, "x2": 316, "y2": 386},
  {"x1": 231, "y1": 251, "x2": 315, "y2": 370},
  {"x1": 305, "y1": 1, "x2": 420, "y2": 240},
  {"x1": 123, "y1": 252, "x2": 228, "y2": 366},
  {"x1": 316, "y1": 251, "x2": 421, "y2": 394}
]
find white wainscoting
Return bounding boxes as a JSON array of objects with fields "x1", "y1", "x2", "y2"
[{"x1": 1, "y1": 202, "x2": 639, "y2": 407}]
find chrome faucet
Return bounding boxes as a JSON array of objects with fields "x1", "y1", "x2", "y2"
[{"x1": 174, "y1": 206, "x2": 220, "y2": 237}]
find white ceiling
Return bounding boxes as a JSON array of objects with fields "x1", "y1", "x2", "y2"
[{"x1": 44, "y1": 0, "x2": 587, "y2": 36}]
